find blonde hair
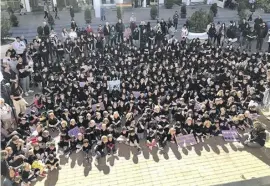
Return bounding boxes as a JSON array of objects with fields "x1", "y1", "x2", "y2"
[
  {"x1": 61, "y1": 120, "x2": 67, "y2": 127},
  {"x1": 204, "y1": 120, "x2": 211, "y2": 127},
  {"x1": 70, "y1": 119, "x2": 76, "y2": 125},
  {"x1": 113, "y1": 111, "x2": 119, "y2": 118},
  {"x1": 168, "y1": 128, "x2": 176, "y2": 134},
  {"x1": 217, "y1": 90, "x2": 224, "y2": 97},
  {"x1": 101, "y1": 136, "x2": 108, "y2": 143},
  {"x1": 238, "y1": 114, "x2": 245, "y2": 120}
]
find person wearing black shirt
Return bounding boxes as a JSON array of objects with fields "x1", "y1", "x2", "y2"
[
  {"x1": 132, "y1": 27, "x2": 140, "y2": 47},
  {"x1": 243, "y1": 121, "x2": 267, "y2": 148},
  {"x1": 16, "y1": 56, "x2": 32, "y2": 96},
  {"x1": 94, "y1": 139, "x2": 106, "y2": 165},
  {"x1": 106, "y1": 134, "x2": 116, "y2": 155},
  {"x1": 10, "y1": 82, "x2": 27, "y2": 116},
  {"x1": 2, "y1": 65, "x2": 17, "y2": 84},
  {"x1": 116, "y1": 19, "x2": 125, "y2": 43},
  {"x1": 173, "y1": 11, "x2": 179, "y2": 30},
  {"x1": 39, "y1": 41, "x2": 49, "y2": 66},
  {"x1": 128, "y1": 129, "x2": 141, "y2": 152},
  {"x1": 45, "y1": 154, "x2": 60, "y2": 171}
]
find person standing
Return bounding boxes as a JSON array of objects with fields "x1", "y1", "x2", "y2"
[
  {"x1": 44, "y1": 4, "x2": 49, "y2": 19},
  {"x1": 20, "y1": 3, "x2": 26, "y2": 15},
  {"x1": 13, "y1": 37, "x2": 26, "y2": 57},
  {"x1": 0, "y1": 98, "x2": 13, "y2": 130},
  {"x1": 70, "y1": 6, "x2": 74, "y2": 20},
  {"x1": 116, "y1": 19, "x2": 124, "y2": 43},
  {"x1": 16, "y1": 56, "x2": 33, "y2": 97},
  {"x1": 101, "y1": 7, "x2": 106, "y2": 21},
  {"x1": 132, "y1": 26, "x2": 140, "y2": 47},
  {"x1": 43, "y1": 22, "x2": 50, "y2": 37},
  {"x1": 54, "y1": 4, "x2": 60, "y2": 20},
  {"x1": 246, "y1": 27, "x2": 256, "y2": 52},
  {"x1": 256, "y1": 22, "x2": 268, "y2": 51},
  {"x1": 103, "y1": 22, "x2": 111, "y2": 46},
  {"x1": 130, "y1": 13, "x2": 136, "y2": 23},
  {"x1": 173, "y1": 11, "x2": 179, "y2": 30},
  {"x1": 239, "y1": 19, "x2": 249, "y2": 46},
  {"x1": 181, "y1": 24, "x2": 189, "y2": 40}
]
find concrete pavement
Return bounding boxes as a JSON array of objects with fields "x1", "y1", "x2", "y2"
[{"x1": 7, "y1": 6, "x2": 270, "y2": 41}]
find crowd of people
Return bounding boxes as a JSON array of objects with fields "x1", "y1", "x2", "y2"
[{"x1": 1, "y1": 12, "x2": 270, "y2": 186}]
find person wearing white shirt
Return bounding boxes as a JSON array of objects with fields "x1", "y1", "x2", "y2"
[
  {"x1": 0, "y1": 98, "x2": 13, "y2": 129},
  {"x1": 61, "y1": 28, "x2": 69, "y2": 41},
  {"x1": 13, "y1": 37, "x2": 26, "y2": 55},
  {"x1": 181, "y1": 25, "x2": 189, "y2": 40},
  {"x1": 130, "y1": 13, "x2": 136, "y2": 23},
  {"x1": 69, "y1": 29, "x2": 77, "y2": 41}
]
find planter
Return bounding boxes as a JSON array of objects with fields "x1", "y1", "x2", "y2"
[
  {"x1": 181, "y1": 13, "x2": 186, "y2": 18},
  {"x1": 85, "y1": 19, "x2": 91, "y2": 23},
  {"x1": 187, "y1": 32, "x2": 208, "y2": 41},
  {"x1": 1, "y1": 38, "x2": 16, "y2": 59}
]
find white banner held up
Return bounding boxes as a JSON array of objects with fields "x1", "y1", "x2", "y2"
[{"x1": 107, "y1": 80, "x2": 121, "y2": 92}]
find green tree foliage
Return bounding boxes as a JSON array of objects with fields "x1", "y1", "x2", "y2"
[
  {"x1": 150, "y1": 6, "x2": 158, "y2": 20},
  {"x1": 84, "y1": 8, "x2": 92, "y2": 23},
  {"x1": 1, "y1": 16, "x2": 11, "y2": 40},
  {"x1": 165, "y1": 0, "x2": 174, "y2": 9},
  {"x1": 189, "y1": 9, "x2": 213, "y2": 33}
]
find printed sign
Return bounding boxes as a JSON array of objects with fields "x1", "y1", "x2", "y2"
[
  {"x1": 132, "y1": 91, "x2": 140, "y2": 98},
  {"x1": 68, "y1": 126, "x2": 80, "y2": 137},
  {"x1": 107, "y1": 80, "x2": 120, "y2": 92},
  {"x1": 222, "y1": 130, "x2": 240, "y2": 142},
  {"x1": 79, "y1": 82, "x2": 85, "y2": 87},
  {"x1": 176, "y1": 134, "x2": 197, "y2": 148},
  {"x1": 92, "y1": 102, "x2": 105, "y2": 111}
]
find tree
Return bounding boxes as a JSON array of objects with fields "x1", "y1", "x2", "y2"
[
  {"x1": 10, "y1": 14, "x2": 19, "y2": 27},
  {"x1": 210, "y1": 3, "x2": 218, "y2": 17},
  {"x1": 84, "y1": 8, "x2": 92, "y2": 23},
  {"x1": 189, "y1": 9, "x2": 213, "y2": 33},
  {"x1": 165, "y1": 0, "x2": 174, "y2": 9},
  {"x1": 117, "y1": 7, "x2": 123, "y2": 20},
  {"x1": 150, "y1": 6, "x2": 158, "y2": 20},
  {"x1": 1, "y1": 16, "x2": 11, "y2": 41}
]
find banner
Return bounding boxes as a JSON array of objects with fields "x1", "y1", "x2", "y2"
[
  {"x1": 222, "y1": 130, "x2": 239, "y2": 142},
  {"x1": 107, "y1": 80, "x2": 121, "y2": 92},
  {"x1": 68, "y1": 126, "x2": 80, "y2": 137},
  {"x1": 132, "y1": 91, "x2": 140, "y2": 98},
  {"x1": 92, "y1": 102, "x2": 105, "y2": 111},
  {"x1": 176, "y1": 134, "x2": 197, "y2": 148}
]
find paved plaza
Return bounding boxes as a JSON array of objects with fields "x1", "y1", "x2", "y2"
[
  {"x1": 2, "y1": 5, "x2": 270, "y2": 186},
  {"x1": 33, "y1": 127, "x2": 270, "y2": 186}
]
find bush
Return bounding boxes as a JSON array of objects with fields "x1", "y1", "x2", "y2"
[
  {"x1": 10, "y1": 14, "x2": 19, "y2": 27},
  {"x1": 165, "y1": 0, "x2": 174, "y2": 9},
  {"x1": 181, "y1": 4, "x2": 186, "y2": 14},
  {"x1": 37, "y1": 26, "x2": 44, "y2": 37},
  {"x1": 117, "y1": 7, "x2": 123, "y2": 19},
  {"x1": 189, "y1": 9, "x2": 213, "y2": 33},
  {"x1": 84, "y1": 8, "x2": 92, "y2": 23},
  {"x1": 31, "y1": 6, "x2": 44, "y2": 12},
  {"x1": 174, "y1": 0, "x2": 182, "y2": 6},
  {"x1": 238, "y1": 9, "x2": 247, "y2": 21},
  {"x1": 150, "y1": 6, "x2": 158, "y2": 20},
  {"x1": 48, "y1": 14, "x2": 55, "y2": 26},
  {"x1": 210, "y1": 3, "x2": 218, "y2": 16},
  {"x1": 7, "y1": 7, "x2": 14, "y2": 15},
  {"x1": 134, "y1": 0, "x2": 139, "y2": 7},
  {"x1": 57, "y1": 0, "x2": 65, "y2": 10},
  {"x1": 71, "y1": 1, "x2": 81, "y2": 13},
  {"x1": 238, "y1": 1, "x2": 247, "y2": 13},
  {"x1": 1, "y1": 16, "x2": 11, "y2": 40}
]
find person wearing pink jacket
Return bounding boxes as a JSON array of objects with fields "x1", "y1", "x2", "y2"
[{"x1": 124, "y1": 26, "x2": 132, "y2": 44}]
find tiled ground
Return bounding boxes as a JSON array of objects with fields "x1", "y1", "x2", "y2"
[{"x1": 34, "y1": 133, "x2": 270, "y2": 186}]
